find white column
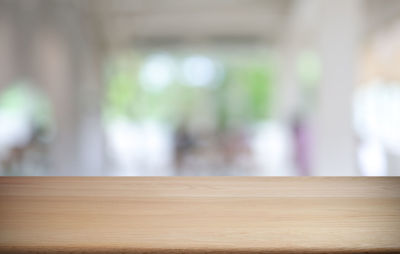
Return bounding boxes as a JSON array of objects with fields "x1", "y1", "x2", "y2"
[
  {"x1": 33, "y1": 1, "x2": 104, "y2": 175},
  {"x1": 0, "y1": 1, "x2": 18, "y2": 92},
  {"x1": 34, "y1": 28, "x2": 81, "y2": 175},
  {"x1": 312, "y1": 0, "x2": 362, "y2": 175},
  {"x1": 76, "y1": 13, "x2": 106, "y2": 176}
]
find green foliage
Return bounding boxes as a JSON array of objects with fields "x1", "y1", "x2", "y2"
[
  {"x1": 103, "y1": 53, "x2": 276, "y2": 128},
  {"x1": 240, "y1": 64, "x2": 273, "y2": 120},
  {"x1": 104, "y1": 59, "x2": 140, "y2": 120},
  {"x1": 0, "y1": 82, "x2": 52, "y2": 129},
  {"x1": 224, "y1": 59, "x2": 275, "y2": 124},
  {"x1": 0, "y1": 84, "x2": 30, "y2": 111}
]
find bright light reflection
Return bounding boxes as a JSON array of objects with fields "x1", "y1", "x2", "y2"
[
  {"x1": 358, "y1": 139, "x2": 387, "y2": 176},
  {"x1": 182, "y1": 55, "x2": 217, "y2": 87},
  {"x1": 139, "y1": 54, "x2": 175, "y2": 92}
]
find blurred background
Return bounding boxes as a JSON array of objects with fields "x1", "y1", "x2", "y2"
[{"x1": 0, "y1": 0, "x2": 399, "y2": 176}]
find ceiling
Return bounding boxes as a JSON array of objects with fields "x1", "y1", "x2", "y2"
[
  {"x1": 89, "y1": 0, "x2": 400, "y2": 51},
  {"x1": 91, "y1": 0, "x2": 293, "y2": 49}
]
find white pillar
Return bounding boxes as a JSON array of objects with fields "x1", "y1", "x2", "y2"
[
  {"x1": 312, "y1": 0, "x2": 362, "y2": 175},
  {"x1": 0, "y1": 1, "x2": 18, "y2": 92},
  {"x1": 76, "y1": 14, "x2": 106, "y2": 176},
  {"x1": 34, "y1": 28, "x2": 81, "y2": 175},
  {"x1": 33, "y1": 0, "x2": 104, "y2": 175}
]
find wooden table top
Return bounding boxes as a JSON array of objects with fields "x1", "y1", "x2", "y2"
[{"x1": 0, "y1": 177, "x2": 400, "y2": 253}]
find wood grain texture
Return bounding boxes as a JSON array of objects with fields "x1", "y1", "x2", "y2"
[{"x1": 0, "y1": 177, "x2": 400, "y2": 253}]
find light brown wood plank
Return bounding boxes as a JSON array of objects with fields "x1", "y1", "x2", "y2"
[{"x1": 0, "y1": 177, "x2": 400, "y2": 253}]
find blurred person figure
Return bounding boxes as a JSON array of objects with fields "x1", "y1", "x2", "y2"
[
  {"x1": 292, "y1": 114, "x2": 310, "y2": 176},
  {"x1": 174, "y1": 123, "x2": 195, "y2": 169}
]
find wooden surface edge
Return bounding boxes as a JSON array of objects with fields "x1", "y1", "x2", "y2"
[{"x1": 1, "y1": 246, "x2": 400, "y2": 254}]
